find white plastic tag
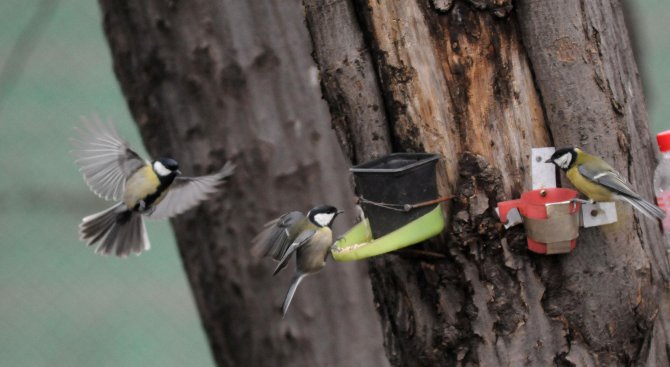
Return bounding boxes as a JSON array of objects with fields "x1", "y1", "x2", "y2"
[
  {"x1": 581, "y1": 202, "x2": 618, "y2": 227},
  {"x1": 531, "y1": 147, "x2": 557, "y2": 190},
  {"x1": 494, "y1": 207, "x2": 523, "y2": 229}
]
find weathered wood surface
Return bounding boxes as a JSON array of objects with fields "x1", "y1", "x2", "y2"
[{"x1": 98, "y1": 0, "x2": 389, "y2": 366}]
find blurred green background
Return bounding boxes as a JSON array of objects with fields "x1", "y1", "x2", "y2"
[
  {"x1": 636, "y1": 0, "x2": 670, "y2": 132},
  {"x1": 0, "y1": 1, "x2": 667, "y2": 366},
  {"x1": 0, "y1": 0, "x2": 215, "y2": 366}
]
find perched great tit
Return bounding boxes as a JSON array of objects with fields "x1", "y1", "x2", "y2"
[
  {"x1": 546, "y1": 147, "x2": 664, "y2": 220},
  {"x1": 72, "y1": 116, "x2": 235, "y2": 257},
  {"x1": 252, "y1": 205, "x2": 343, "y2": 316}
]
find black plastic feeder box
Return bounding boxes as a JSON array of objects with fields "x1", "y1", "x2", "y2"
[{"x1": 351, "y1": 153, "x2": 441, "y2": 238}]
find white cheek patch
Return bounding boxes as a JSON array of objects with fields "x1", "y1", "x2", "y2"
[
  {"x1": 314, "y1": 212, "x2": 335, "y2": 227},
  {"x1": 555, "y1": 153, "x2": 572, "y2": 169},
  {"x1": 153, "y1": 161, "x2": 171, "y2": 177}
]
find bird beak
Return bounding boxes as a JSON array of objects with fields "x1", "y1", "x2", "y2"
[
  {"x1": 176, "y1": 169, "x2": 182, "y2": 175},
  {"x1": 544, "y1": 158, "x2": 553, "y2": 164},
  {"x1": 336, "y1": 210, "x2": 344, "y2": 215}
]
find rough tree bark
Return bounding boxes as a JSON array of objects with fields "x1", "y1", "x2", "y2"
[
  {"x1": 98, "y1": 1, "x2": 389, "y2": 367},
  {"x1": 305, "y1": 0, "x2": 670, "y2": 366}
]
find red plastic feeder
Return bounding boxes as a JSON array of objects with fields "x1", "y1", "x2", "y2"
[{"x1": 498, "y1": 188, "x2": 581, "y2": 254}]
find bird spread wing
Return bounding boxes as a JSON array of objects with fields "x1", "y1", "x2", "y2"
[
  {"x1": 146, "y1": 162, "x2": 235, "y2": 220},
  {"x1": 577, "y1": 164, "x2": 640, "y2": 199},
  {"x1": 251, "y1": 211, "x2": 306, "y2": 260},
  {"x1": 71, "y1": 115, "x2": 146, "y2": 201},
  {"x1": 273, "y1": 229, "x2": 316, "y2": 275}
]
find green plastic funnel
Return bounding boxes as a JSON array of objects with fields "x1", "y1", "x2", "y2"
[{"x1": 331, "y1": 205, "x2": 445, "y2": 262}]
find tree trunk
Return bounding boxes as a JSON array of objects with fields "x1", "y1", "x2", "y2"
[
  {"x1": 98, "y1": 1, "x2": 388, "y2": 366},
  {"x1": 305, "y1": 0, "x2": 670, "y2": 365}
]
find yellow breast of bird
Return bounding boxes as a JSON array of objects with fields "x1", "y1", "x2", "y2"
[
  {"x1": 566, "y1": 166, "x2": 614, "y2": 202},
  {"x1": 123, "y1": 165, "x2": 162, "y2": 209},
  {"x1": 298, "y1": 227, "x2": 333, "y2": 273}
]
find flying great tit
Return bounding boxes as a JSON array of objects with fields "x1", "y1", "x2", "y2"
[
  {"x1": 72, "y1": 116, "x2": 235, "y2": 257},
  {"x1": 546, "y1": 147, "x2": 664, "y2": 220},
  {"x1": 251, "y1": 205, "x2": 343, "y2": 316}
]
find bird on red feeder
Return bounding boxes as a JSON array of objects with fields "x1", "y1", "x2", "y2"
[{"x1": 546, "y1": 147, "x2": 664, "y2": 220}]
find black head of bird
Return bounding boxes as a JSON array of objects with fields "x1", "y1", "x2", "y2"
[
  {"x1": 546, "y1": 147, "x2": 577, "y2": 170},
  {"x1": 307, "y1": 205, "x2": 344, "y2": 228},
  {"x1": 153, "y1": 157, "x2": 181, "y2": 176},
  {"x1": 152, "y1": 158, "x2": 182, "y2": 186}
]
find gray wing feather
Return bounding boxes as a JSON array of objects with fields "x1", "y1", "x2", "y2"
[
  {"x1": 273, "y1": 230, "x2": 315, "y2": 276},
  {"x1": 578, "y1": 163, "x2": 664, "y2": 220},
  {"x1": 251, "y1": 211, "x2": 306, "y2": 260},
  {"x1": 71, "y1": 115, "x2": 146, "y2": 201},
  {"x1": 147, "y1": 162, "x2": 235, "y2": 220},
  {"x1": 577, "y1": 165, "x2": 640, "y2": 198}
]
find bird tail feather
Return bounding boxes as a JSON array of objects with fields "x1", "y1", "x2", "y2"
[
  {"x1": 79, "y1": 203, "x2": 150, "y2": 257},
  {"x1": 617, "y1": 195, "x2": 666, "y2": 221},
  {"x1": 282, "y1": 273, "x2": 307, "y2": 317}
]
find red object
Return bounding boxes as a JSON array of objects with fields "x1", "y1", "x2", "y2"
[
  {"x1": 657, "y1": 130, "x2": 670, "y2": 153},
  {"x1": 498, "y1": 188, "x2": 581, "y2": 254}
]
